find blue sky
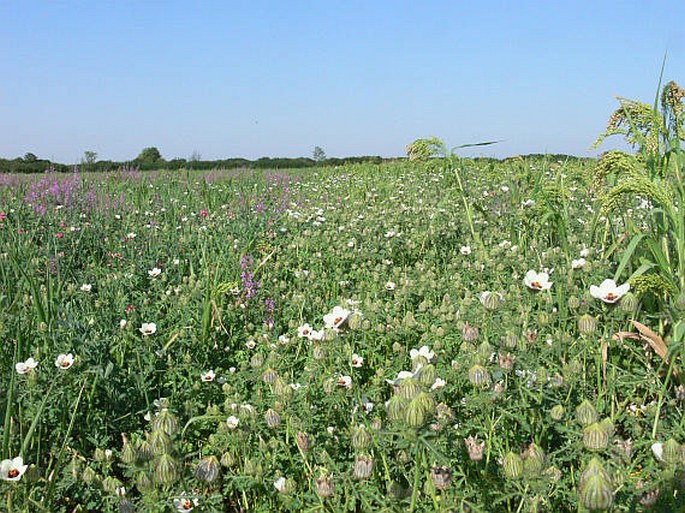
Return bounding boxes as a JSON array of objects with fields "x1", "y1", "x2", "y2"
[{"x1": 1, "y1": 0, "x2": 683, "y2": 163}]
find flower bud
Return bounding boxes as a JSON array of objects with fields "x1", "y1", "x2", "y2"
[
  {"x1": 149, "y1": 429, "x2": 173, "y2": 456},
  {"x1": 348, "y1": 312, "x2": 363, "y2": 330},
  {"x1": 468, "y1": 364, "x2": 490, "y2": 386},
  {"x1": 265, "y1": 408, "x2": 281, "y2": 429},
  {"x1": 386, "y1": 395, "x2": 407, "y2": 422},
  {"x1": 316, "y1": 475, "x2": 335, "y2": 499},
  {"x1": 502, "y1": 451, "x2": 523, "y2": 480},
  {"x1": 482, "y1": 292, "x2": 502, "y2": 311},
  {"x1": 567, "y1": 295, "x2": 581, "y2": 309},
  {"x1": 499, "y1": 353, "x2": 515, "y2": 372},
  {"x1": 578, "y1": 460, "x2": 614, "y2": 511},
  {"x1": 136, "y1": 437, "x2": 154, "y2": 462},
  {"x1": 619, "y1": 292, "x2": 639, "y2": 312},
  {"x1": 583, "y1": 422, "x2": 610, "y2": 451},
  {"x1": 351, "y1": 426, "x2": 373, "y2": 451},
  {"x1": 136, "y1": 471, "x2": 153, "y2": 492},
  {"x1": 523, "y1": 443, "x2": 545, "y2": 476},
  {"x1": 118, "y1": 499, "x2": 135, "y2": 513},
  {"x1": 250, "y1": 354, "x2": 264, "y2": 368},
  {"x1": 398, "y1": 377, "x2": 422, "y2": 400},
  {"x1": 262, "y1": 368, "x2": 278, "y2": 384},
  {"x1": 464, "y1": 435, "x2": 484, "y2": 462},
  {"x1": 195, "y1": 455, "x2": 221, "y2": 483},
  {"x1": 296, "y1": 431, "x2": 313, "y2": 453},
  {"x1": 577, "y1": 314, "x2": 597, "y2": 335},
  {"x1": 575, "y1": 400, "x2": 598, "y2": 426},
  {"x1": 102, "y1": 476, "x2": 123, "y2": 494},
  {"x1": 462, "y1": 323, "x2": 479, "y2": 342},
  {"x1": 352, "y1": 454, "x2": 374, "y2": 480},
  {"x1": 404, "y1": 397, "x2": 426, "y2": 427},
  {"x1": 81, "y1": 466, "x2": 98, "y2": 484},
  {"x1": 662, "y1": 438, "x2": 681, "y2": 466},
  {"x1": 501, "y1": 332, "x2": 518, "y2": 349},
  {"x1": 417, "y1": 364, "x2": 437, "y2": 387},
  {"x1": 151, "y1": 409, "x2": 178, "y2": 436},
  {"x1": 550, "y1": 405, "x2": 565, "y2": 421},
  {"x1": 430, "y1": 466, "x2": 452, "y2": 490},
  {"x1": 153, "y1": 453, "x2": 179, "y2": 486},
  {"x1": 120, "y1": 434, "x2": 137, "y2": 465}
]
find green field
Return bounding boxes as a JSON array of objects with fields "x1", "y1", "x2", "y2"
[{"x1": 1, "y1": 86, "x2": 685, "y2": 512}]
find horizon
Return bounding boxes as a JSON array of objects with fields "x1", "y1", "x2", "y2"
[{"x1": 2, "y1": 1, "x2": 684, "y2": 163}]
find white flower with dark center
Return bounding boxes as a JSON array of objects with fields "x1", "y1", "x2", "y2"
[
  {"x1": 410, "y1": 345, "x2": 435, "y2": 362},
  {"x1": 523, "y1": 270, "x2": 553, "y2": 291},
  {"x1": 336, "y1": 375, "x2": 352, "y2": 389},
  {"x1": 385, "y1": 281, "x2": 396, "y2": 291},
  {"x1": 245, "y1": 340, "x2": 256, "y2": 349},
  {"x1": 139, "y1": 322, "x2": 157, "y2": 335},
  {"x1": 297, "y1": 323, "x2": 314, "y2": 338},
  {"x1": 201, "y1": 370, "x2": 215, "y2": 382},
  {"x1": 16, "y1": 357, "x2": 38, "y2": 375},
  {"x1": 431, "y1": 378, "x2": 446, "y2": 390},
  {"x1": 148, "y1": 267, "x2": 162, "y2": 277},
  {"x1": 590, "y1": 279, "x2": 630, "y2": 304},
  {"x1": 1, "y1": 456, "x2": 28, "y2": 481},
  {"x1": 323, "y1": 306, "x2": 351, "y2": 330},
  {"x1": 174, "y1": 497, "x2": 199, "y2": 511},
  {"x1": 351, "y1": 353, "x2": 364, "y2": 368},
  {"x1": 55, "y1": 353, "x2": 74, "y2": 370},
  {"x1": 460, "y1": 245, "x2": 471, "y2": 255},
  {"x1": 80, "y1": 283, "x2": 92, "y2": 292},
  {"x1": 571, "y1": 258, "x2": 586, "y2": 270}
]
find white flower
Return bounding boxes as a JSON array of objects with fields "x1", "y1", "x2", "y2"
[
  {"x1": 297, "y1": 323, "x2": 314, "y2": 338},
  {"x1": 580, "y1": 247, "x2": 590, "y2": 258},
  {"x1": 351, "y1": 353, "x2": 364, "y2": 368},
  {"x1": 174, "y1": 497, "x2": 199, "y2": 511},
  {"x1": 651, "y1": 442, "x2": 664, "y2": 462},
  {"x1": 571, "y1": 258, "x2": 586, "y2": 270},
  {"x1": 386, "y1": 364, "x2": 423, "y2": 386},
  {"x1": 126, "y1": 232, "x2": 137, "y2": 239},
  {"x1": 460, "y1": 245, "x2": 471, "y2": 255},
  {"x1": 410, "y1": 345, "x2": 435, "y2": 362},
  {"x1": 55, "y1": 353, "x2": 74, "y2": 370},
  {"x1": 323, "y1": 306, "x2": 351, "y2": 330},
  {"x1": 226, "y1": 416, "x2": 240, "y2": 429},
  {"x1": 139, "y1": 322, "x2": 157, "y2": 335},
  {"x1": 245, "y1": 340, "x2": 256, "y2": 349},
  {"x1": 523, "y1": 270, "x2": 553, "y2": 291},
  {"x1": 274, "y1": 477, "x2": 287, "y2": 493},
  {"x1": 309, "y1": 329, "x2": 325, "y2": 341},
  {"x1": 201, "y1": 370, "x2": 215, "y2": 382},
  {"x1": 16, "y1": 357, "x2": 38, "y2": 375},
  {"x1": 590, "y1": 279, "x2": 630, "y2": 304},
  {"x1": 278, "y1": 334, "x2": 290, "y2": 344},
  {"x1": 289, "y1": 382, "x2": 302, "y2": 390},
  {"x1": 119, "y1": 319, "x2": 127, "y2": 329},
  {"x1": 148, "y1": 267, "x2": 162, "y2": 277},
  {"x1": 1, "y1": 456, "x2": 28, "y2": 481},
  {"x1": 431, "y1": 378, "x2": 446, "y2": 390},
  {"x1": 336, "y1": 375, "x2": 352, "y2": 388},
  {"x1": 385, "y1": 281, "x2": 396, "y2": 291},
  {"x1": 80, "y1": 283, "x2": 92, "y2": 292}
]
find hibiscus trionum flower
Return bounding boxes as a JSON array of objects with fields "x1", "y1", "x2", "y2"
[
  {"x1": 201, "y1": 370, "x2": 215, "y2": 382},
  {"x1": 55, "y1": 353, "x2": 75, "y2": 370},
  {"x1": 148, "y1": 267, "x2": 162, "y2": 277},
  {"x1": 173, "y1": 497, "x2": 199, "y2": 511},
  {"x1": 589, "y1": 279, "x2": 630, "y2": 304},
  {"x1": 410, "y1": 346, "x2": 435, "y2": 362},
  {"x1": 323, "y1": 306, "x2": 351, "y2": 330},
  {"x1": 16, "y1": 357, "x2": 38, "y2": 375},
  {"x1": 523, "y1": 270, "x2": 553, "y2": 291},
  {"x1": 139, "y1": 322, "x2": 157, "y2": 335},
  {"x1": 1, "y1": 456, "x2": 28, "y2": 481},
  {"x1": 351, "y1": 353, "x2": 364, "y2": 368}
]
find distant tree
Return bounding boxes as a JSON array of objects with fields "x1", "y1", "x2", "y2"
[
  {"x1": 137, "y1": 147, "x2": 161, "y2": 161},
  {"x1": 23, "y1": 152, "x2": 38, "y2": 162},
  {"x1": 405, "y1": 137, "x2": 444, "y2": 161},
  {"x1": 136, "y1": 147, "x2": 162, "y2": 169},
  {"x1": 189, "y1": 150, "x2": 202, "y2": 162},
  {"x1": 82, "y1": 151, "x2": 98, "y2": 166},
  {"x1": 312, "y1": 146, "x2": 326, "y2": 162}
]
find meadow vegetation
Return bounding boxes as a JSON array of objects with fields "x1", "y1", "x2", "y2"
[{"x1": 0, "y1": 83, "x2": 684, "y2": 512}]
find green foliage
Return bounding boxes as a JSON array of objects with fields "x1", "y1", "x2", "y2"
[{"x1": 312, "y1": 146, "x2": 326, "y2": 162}]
